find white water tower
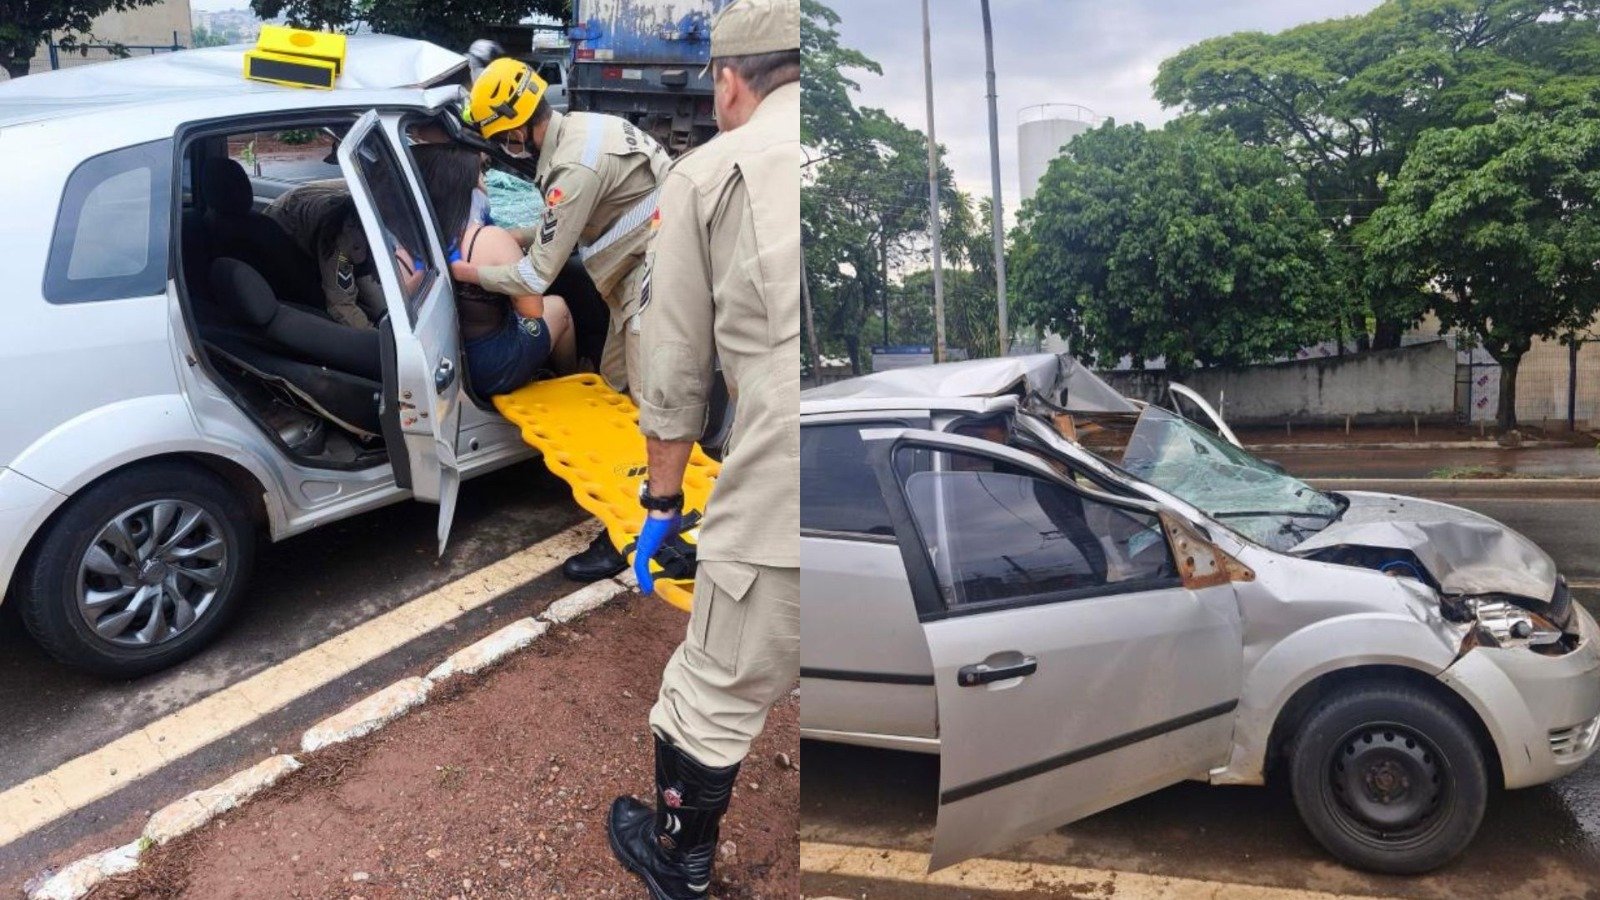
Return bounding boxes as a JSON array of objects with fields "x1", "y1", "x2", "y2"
[{"x1": 1018, "y1": 103, "x2": 1097, "y2": 205}]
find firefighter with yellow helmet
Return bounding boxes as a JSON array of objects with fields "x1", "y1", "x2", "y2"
[{"x1": 456, "y1": 57, "x2": 673, "y2": 583}]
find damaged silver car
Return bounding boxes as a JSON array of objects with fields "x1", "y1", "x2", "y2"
[{"x1": 799, "y1": 354, "x2": 1600, "y2": 874}]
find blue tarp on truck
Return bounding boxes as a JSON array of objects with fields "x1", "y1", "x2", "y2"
[{"x1": 567, "y1": 0, "x2": 733, "y2": 152}]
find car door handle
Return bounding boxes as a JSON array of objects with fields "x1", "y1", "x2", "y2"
[
  {"x1": 957, "y1": 655, "x2": 1037, "y2": 687},
  {"x1": 434, "y1": 358, "x2": 456, "y2": 391}
]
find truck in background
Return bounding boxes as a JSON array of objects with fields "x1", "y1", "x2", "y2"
[{"x1": 565, "y1": 0, "x2": 731, "y2": 152}]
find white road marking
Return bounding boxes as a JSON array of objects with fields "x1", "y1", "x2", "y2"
[
  {"x1": 0, "y1": 523, "x2": 596, "y2": 849},
  {"x1": 800, "y1": 841, "x2": 1388, "y2": 899}
]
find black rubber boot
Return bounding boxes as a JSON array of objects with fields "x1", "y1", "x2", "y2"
[
  {"x1": 562, "y1": 531, "x2": 627, "y2": 582},
  {"x1": 608, "y1": 736, "x2": 740, "y2": 900}
]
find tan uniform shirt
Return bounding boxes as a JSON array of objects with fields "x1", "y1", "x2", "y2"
[
  {"x1": 637, "y1": 81, "x2": 800, "y2": 569},
  {"x1": 263, "y1": 181, "x2": 385, "y2": 329},
  {"x1": 477, "y1": 111, "x2": 671, "y2": 323}
]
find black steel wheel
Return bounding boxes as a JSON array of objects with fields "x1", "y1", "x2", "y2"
[{"x1": 1289, "y1": 684, "x2": 1486, "y2": 874}]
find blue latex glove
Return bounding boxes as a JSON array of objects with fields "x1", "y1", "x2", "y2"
[{"x1": 634, "y1": 511, "x2": 682, "y2": 595}]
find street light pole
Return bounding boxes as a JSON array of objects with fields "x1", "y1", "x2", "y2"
[
  {"x1": 980, "y1": 0, "x2": 1007, "y2": 357},
  {"x1": 921, "y1": 0, "x2": 946, "y2": 362}
]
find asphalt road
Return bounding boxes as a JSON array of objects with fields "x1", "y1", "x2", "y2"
[
  {"x1": 801, "y1": 497, "x2": 1600, "y2": 899},
  {"x1": 0, "y1": 460, "x2": 591, "y2": 891},
  {"x1": 1268, "y1": 445, "x2": 1600, "y2": 479}
]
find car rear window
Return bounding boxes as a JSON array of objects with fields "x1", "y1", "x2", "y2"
[
  {"x1": 44, "y1": 139, "x2": 173, "y2": 304},
  {"x1": 801, "y1": 422, "x2": 907, "y2": 537}
]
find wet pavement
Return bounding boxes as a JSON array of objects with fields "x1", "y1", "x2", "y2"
[
  {"x1": 801, "y1": 497, "x2": 1600, "y2": 899},
  {"x1": 1266, "y1": 445, "x2": 1600, "y2": 479},
  {"x1": 801, "y1": 737, "x2": 1600, "y2": 899}
]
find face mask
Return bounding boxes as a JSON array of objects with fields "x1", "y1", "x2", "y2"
[{"x1": 499, "y1": 132, "x2": 533, "y2": 160}]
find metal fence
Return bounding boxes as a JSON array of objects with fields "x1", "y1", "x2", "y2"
[{"x1": 46, "y1": 31, "x2": 184, "y2": 70}]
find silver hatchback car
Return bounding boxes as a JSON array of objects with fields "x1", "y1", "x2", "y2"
[
  {"x1": 800, "y1": 355, "x2": 1600, "y2": 874},
  {"x1": 0, "y1": 38, "x2": 565, "y2": 677}
]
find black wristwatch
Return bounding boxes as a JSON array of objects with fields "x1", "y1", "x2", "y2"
[{"x1": 639, "y1": 481, "x2": 684, "y2": 513}]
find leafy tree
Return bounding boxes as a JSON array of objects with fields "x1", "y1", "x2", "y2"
[
  {"x1": 1155, "y1": 0, "x2": 1600, "y2": 348},
  {"x1": 800, "y1": 0, "x2": 878, "y2": 158},
  {"x1": 252, "y1": 0, "x2": 566, "y2": 49},
  {"x1": 803, "y1": 106, "x2": 956, "y2": 372},
  {"x1": 1011, "y1": 120, "x2": 1338, "y2": 378},
  {"x1": 1365, "y1": 108, "x2": 1600, "y2": 430},
  {"x1": 801, "y1": 0, "x2": 969, "y2": 373},
  {"x1": 0, "y1": 0, "x2": 163, "y2": 79}
]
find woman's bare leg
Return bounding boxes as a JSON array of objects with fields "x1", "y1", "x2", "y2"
[{"x1": 542, "y1": 295, "x2": 578, "y2": 373}]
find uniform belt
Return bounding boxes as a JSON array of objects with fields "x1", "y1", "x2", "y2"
[{"x1": 580, "y1": 188, "x2": 661, "y2": 264}]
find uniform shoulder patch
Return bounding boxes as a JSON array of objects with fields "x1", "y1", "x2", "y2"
[{"x1": 539, "y1": 207, "x2": 559, "y2": 246}]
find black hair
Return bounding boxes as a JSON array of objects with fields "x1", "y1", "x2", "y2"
[
  {"x1": 411, "y1": 143, "x2": 482, "y2": 244},
  {"x1": 530, "y1": 94, "x2": 553, "y2": 128},
  {"x1": 712, "y1": 48, "x2": 799, "y2": 97}
]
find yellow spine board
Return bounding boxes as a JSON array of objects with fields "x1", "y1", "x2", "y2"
[{"x1": 493, "y1": 375, "x2": 719, "y2": 612}]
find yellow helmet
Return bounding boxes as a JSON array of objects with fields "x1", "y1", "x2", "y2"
[{"x1": 464, "y1": 58, "x2": 549, "y2": 139}]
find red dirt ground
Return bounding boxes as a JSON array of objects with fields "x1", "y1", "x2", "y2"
[{"x1": 91, "y1": 594, "x2": 798, "y2": 899}]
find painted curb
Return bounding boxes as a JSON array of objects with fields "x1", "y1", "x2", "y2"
[
  {"x1": 143, "y1": 754, "x2": 302, "y2": 845},
  {"x1": 23, "y1": 840, "x2": 141, "y2": 900},
  {"x1": 539, "y1": 577, "x2": 631, "y2": 624},
  {"x1": 300, "y1": 676, "x2": 432, "y2": 753},
  {"x1": 26, "y1": 567, "x2": 640, "y2": 900},
  {"x1": 425, "y1": 618, "x2": 549, "y2": 683}
]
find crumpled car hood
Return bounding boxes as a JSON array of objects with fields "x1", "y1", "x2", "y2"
[{"x1": 1292, "y1": 491, "x2": 1558, "y2": 601}]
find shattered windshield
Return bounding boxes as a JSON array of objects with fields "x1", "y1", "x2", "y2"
[{"x1": 1120, "y1": 406, "x2": 1341, "y2": 550}]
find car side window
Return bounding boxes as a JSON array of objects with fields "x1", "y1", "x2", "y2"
[
  {"x1": 899, "y1": 447, "x2": 1176, "y2": 612},
  {"x1": 800, "y1": 423, "x2": 899, "y2": 537},
  {"x1": 345, "y1": 127, "x2": 434, "y2": 325},
  {"x1": 44, "y1": 139, "x2": 174, "y2": 304},
  {"x1": 538, "y1": 62, "x2": 564, "y2": 85}
]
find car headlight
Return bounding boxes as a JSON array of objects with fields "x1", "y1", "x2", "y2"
[{"x1": 1468, "y1": 597, "x2": 1565, "y2": 650}]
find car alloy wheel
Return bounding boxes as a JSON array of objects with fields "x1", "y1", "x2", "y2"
[
  {"x1": 1321, "y1": 721, "x2": 1453, "y2": 851},
  {"x1": 75, "y1": 500, "x2": 229, "y2": 648}
]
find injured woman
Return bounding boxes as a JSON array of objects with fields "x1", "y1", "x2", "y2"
[{"x1": 411, "y1": 143, "x2": 578, "y2": 395}]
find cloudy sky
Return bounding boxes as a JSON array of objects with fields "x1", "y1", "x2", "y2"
[{"x1": 827, "y1": 0, "x2": 1384, "y2": 207}]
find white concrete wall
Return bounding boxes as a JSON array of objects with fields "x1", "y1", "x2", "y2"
[{"x1": 1103, "y1": 341, "x2": 1460, "y2": 425}]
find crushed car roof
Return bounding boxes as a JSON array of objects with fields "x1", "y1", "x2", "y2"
[
  {"x1": 0, "y1": 34, "x2": 465, "y2": 129},
  {"x1": 802, "y1": 354, "x2": 1139, "y2": 415}
]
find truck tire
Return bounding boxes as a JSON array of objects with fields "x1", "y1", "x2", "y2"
[
  {"x1": 17, "y1": 462, "x2": 256, "y2": 678},
  {"x1": 1288, "y1": 683, "x2": 1487, "y2": 874}
]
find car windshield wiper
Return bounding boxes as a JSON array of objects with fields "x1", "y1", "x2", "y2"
[{"x1": 1212, "y1": 509, "x2": 1341, "y2": 521}]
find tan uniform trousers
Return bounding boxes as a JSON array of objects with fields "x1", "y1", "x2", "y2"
[
  {"x1": 601, "y1": 262, "x2": 646, "y2": 400},
  {"x1": 649, "y1": 561, "x2": 800, "y2": 768}
]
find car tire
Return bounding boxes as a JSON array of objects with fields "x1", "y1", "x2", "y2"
[
  {"x1": 16, "y1": 462, "x2": 256, "y2": 678},
  {"x1": 1288, "y1": 683, "x2": 1487, "y2": 874}
]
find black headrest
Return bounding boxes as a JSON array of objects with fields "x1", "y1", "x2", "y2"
[{"x1": 200, "y1": 159, "x2": 254, "y2": 217}]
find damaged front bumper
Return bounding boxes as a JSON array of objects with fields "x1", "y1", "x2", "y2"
[{"x1": 1441, "y1": 601, "x2": 1600, "y2": 789}]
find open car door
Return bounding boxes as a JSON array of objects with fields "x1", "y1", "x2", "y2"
[
  {"x1": 340, "y1": 111, "x2": 463, "y2": 554},
  {"x1": 863, "y1": 427, "x2": 1245, "y2": 870}
]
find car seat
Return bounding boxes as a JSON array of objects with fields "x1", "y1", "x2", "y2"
[
  {"x1": 199, "y1": 159, "x2": 322, "y2": 307},
  {"x1": 210, "y1": 257, "x2": 382, "y2": 382}
]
